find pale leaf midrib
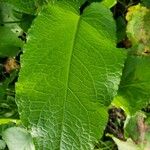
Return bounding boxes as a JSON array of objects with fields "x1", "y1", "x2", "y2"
[{"x1": 59, "y1": 14, "x2": 81, "y2": 149}]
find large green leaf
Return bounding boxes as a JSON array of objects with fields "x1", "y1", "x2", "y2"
[
  {"x1": 113, "y1": 56, "x2": 150, "y2": 114},
  {"x1": 16, "y1": 2, "x2": 125, "y2": 149}
]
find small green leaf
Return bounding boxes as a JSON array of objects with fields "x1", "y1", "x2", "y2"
[
  {"x1": 102, "y1": 0, "x2": 117, "y2": 8},
  {"x1": 0, "y1": 3, "x2": 23, "y2": 57},
  {"x1": 125, "y1": 112, "x2": 146, "y2": 142},
  {"x1": 88, "y1": 0, "x2": 117, "y2": 8},
  {"x1": 113, "y1": 56, "x2": 150, "y2": 114},
  {"x1": 0, "y1": 2, "x2": 23, "y2": 35},
  {"x1": 124, "y1": 112, "x2": 150, "y2": 150},
  {"x1": 0, "y1": 140, "x2": 6, "y2": 150},
  {"x1": 141, "y1": 0, "x2": 150, "y2": 8},
  {"x1": 113, "y1": 137, "x2": 139, "y2": 150},
  {"x1": 0, "y1": 26, "x2": 22, "y2": 57},
  {"x1": 2, "y1": 127, "x2": 35, "y2": 150},
  {"x1": 2, "y1": 0, "x2": 39, "y2": 14},
  {"x1": 2, "y1": 0, "x2": 87, "y2": 14},
  {"x1": 0, "y1": 119, "x2": 20, "y2": 125}
]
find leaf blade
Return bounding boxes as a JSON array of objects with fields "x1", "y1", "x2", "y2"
[
  {"x1": 113, "y1": 56, "x2": 150, "y2": 114},
  {"x1": 2, "y1": 127, "x2": 35, "y2": 150},
  {"x1": 16, "y1": 2, "x2": 126, "y2": 149}
]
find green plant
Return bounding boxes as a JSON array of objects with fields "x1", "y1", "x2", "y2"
[{"x1": 0, "y1": 0, "x2": 150, "y2": 150}]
